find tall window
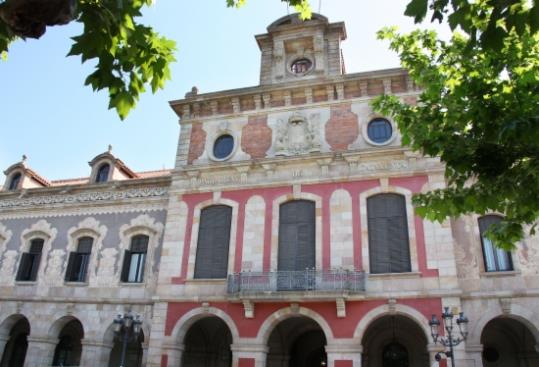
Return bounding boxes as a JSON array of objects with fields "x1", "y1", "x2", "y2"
[
  {"x1": 367, "y1": 194, "x2": 411, "y2": 274},
  {"x1": 95, "y1": 163, "x2": 110, "y2": 183},
  {"x1": 16, "y1": 238, "x2": 44, "y2": 281},
  {"x1": 194, "y1": 205, "x2": 232, "y2": 279},
  {"x1": 65, "y1": 237, "x2": 93, "y2": 282},
  {"x1": 121, "y1": 235, "x2": 149, "y2": 283},
  {"x1": 8, "y1": 173, "x2": 21, "y2": 191},
  {"x1": 479, "y1": 215, "x2": 513, "y2": 272},
  {"x1": 278, "y1": 200, "x2": 316, "y2": 272}
]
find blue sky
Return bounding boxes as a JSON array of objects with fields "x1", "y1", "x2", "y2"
[{"x1": 0, "y1": 0, "x2": 447, "y2": 184}]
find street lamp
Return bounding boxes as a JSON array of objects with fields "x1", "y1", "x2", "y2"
[
  {"x1": 429, "y1": 307, "x2": 469, "y2": 367},
  {"x1": 113, "y1": 311, "x2": 142, "y2": 367}
]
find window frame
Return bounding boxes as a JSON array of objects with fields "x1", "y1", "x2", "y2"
[
  {"x1": 478, "y1": 215, "x2": 514, "y2": 272},
  {"x1": 362, "y1": 115, "x2": 397, "y2": 147},
  {"x1": 65, "y1": 236, "x2": 93, "y2": 283},
  {"x1": 7, "y1": 172, "x2": 22, "y2": 191},
  {"x1": 16, "y1": 238, "x2": 44, "y2": 282},
  {"x1": 95, "y1": 163, "x2": 111, "y2": 183},
  {"x1": 121, "y1": 234, "x2": 149, "y2": 283}
]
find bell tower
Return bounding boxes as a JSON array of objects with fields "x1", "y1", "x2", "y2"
[{"x1": 256, "y1": 13, "x2": 347, "y2": 85}]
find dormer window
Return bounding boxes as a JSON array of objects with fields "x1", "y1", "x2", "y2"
[
  {"x1": 95, "y1": 164, "x2": 110, "y2": 183},
  {"x1": 8, "y1": 172, "x2": 21, "y2": 191}
]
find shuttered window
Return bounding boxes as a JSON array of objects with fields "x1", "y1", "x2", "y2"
[
  {"x1": 65, "y1": 237, "x2": 93, "y2": 282},
  {"x1": 278, "y1": 200, "x2": 316, "y2": 272},
  {"x1": 16, "y1": 238, "x2": 44, "y2": 281},
  {"x1": 121, "y1": 235, "x2": 149, "y2": 283},
  {"x1": 479, "y1": 215, "x2": 513, "y2": 272},
  {"x1": 194, "y1": 205, "x2": 232, "y2": 279},
  {"x1": 367, "y1": 194, "x2": 411, "y2": 274}
]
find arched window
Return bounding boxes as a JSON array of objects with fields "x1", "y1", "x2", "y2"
[
  {"x1": 367, "y1": 194, "x2": 411, "y2": 274},
  {"x1": 121, "y1": 235, "x2": 149, "y2": 283},
  {"x1": 478, "y1": 215, "x2": 513, "y2": 272},
  {"x1": 194, "y1": 205, "x2": 232, "y2": 279},
  {"x1": 16, "y1": 238, "x2": 44, "y2": 281},
  {"x1": 95, "y1": 163, "x2": 110, "y2": 183},
  {"x1": 278, "y1": 200, "x2": 316, "y2": 272},
  {"x1": 65, "y1": 236, "x2": 93, "y2": 282},
  {"x1": 8, "y1": 172, "x2": 21, "y2": 191}
]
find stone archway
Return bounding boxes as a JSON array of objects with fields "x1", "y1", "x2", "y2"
[
  {"x1": 481, "y1": 317, "x2": 539, "y2": 366},
  {"x1": 266, "y1": 316, "x2": 327, "y2": 367},
  {"x1": 181, "y1": 316, "x2": 232, "y2": 367},
  {"x1": 361, "y1": 315, "x2": 428, "y2": 367},
  {"x1": 0, "y1": 315, "x2": 30, "y2": 367},
  {"x1": 51, "y1": 318, "x2": 84, "y2": 367}
]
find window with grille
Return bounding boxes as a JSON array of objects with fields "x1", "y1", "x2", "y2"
[
  {"x1": 194, "y1": 205, "x2": 232, "y2": 279},
  {"x1": 121, "y1": 235, "x2": 149, "y2": 283},
  {"x1": 65, "y1": 236, "x2": 93, "y2": 282},
  {"x1": 16, "y1": 238, "x2": 44, "y2": 281},
  {"x1": 479, "y1": 215, "x2": 513, "y2": 272},
  {"x1": 367, "y1": 194, "x2": 411, "y2": 274}
]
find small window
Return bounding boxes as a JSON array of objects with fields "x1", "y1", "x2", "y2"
[
  {"x1": 16, "y1": 238, "x2": 44, "y2": 281},
  {"x1": 65, "y1": 237, "x2": 93, "y2": 282},
  {"x1": 479, "y1": 215, "x2": 513, "y2": 272},
  {"x1": 121, "y1": 235, "x2": 149, "y2": 283},
  {"x1": 290, "y1": 58, "x2": 313, "y2": 74},
  {"x1": 95, "y1": 163, "x2": 110, "y2": 183},
  {"x1": 8, "y1": 173, "x2": 21, "y2": 191},
  {"x1": 367, "y1": 118, "x2": 393, "y2": 144},
  {"x1": 213, "y1": 135, "x2": 234, "y2": 160}
]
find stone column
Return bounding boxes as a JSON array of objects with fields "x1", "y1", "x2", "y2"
[
  {"x1": 24, "y1": 336, "x2": 58, "y2": 367},
  {"x1": 162, "y1": 344, "x2": 184, "y2": 367},
  {"x1": 427, "y1": 343, "x2": 445, "y2": 367},
  {"x1": 325, "y1": 343, "x2": 362, "y2": 367},
  {"x1": 231, "y1": 343, "x2": 268, "y2": 367},
  {"x1": 80, "y1": 339, "x2": 113, "y2": 367},
  {"x1": 145, "y1": 302, "x2": 168, "y2": 367}
]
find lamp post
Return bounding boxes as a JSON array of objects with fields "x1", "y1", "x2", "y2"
[
  {"x1": 429, "y1": 307, "x2": 469, "y2": 367},
  {"x1": 113, "y1": 311, "x2": 142, "y2": 367}
]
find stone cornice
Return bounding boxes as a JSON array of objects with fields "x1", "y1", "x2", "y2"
[{"x1": 169, "y1": 68, "x2": 417, "y2": 122}]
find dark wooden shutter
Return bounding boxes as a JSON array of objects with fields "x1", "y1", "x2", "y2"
[
  {"x1": 367, "y1": 194, "x2": 411, "y2": 274},
  {"x1": 65, "y1": 252, "x2": 78, "y2": 281},
  {"x1": 29, "y1": 239, "x2": 44, "y2": 253},
  {"x1": 77, "y1": 237, "x2": 93, "y2": 253},
  {"x1": 28, "y1": 253, "x2": 41, "y2": 281},
  {"x1": 121, "y1": 250, "x2": 132, "y2": 282},
  {"x1": 194, "y1": 205, "x2": 232, "y2": 279},
  {"x1": 278, "y1": 200, "x2": 316, "y2": 271},
  {"x1": 16, "y1": 253, "x2": 32, "y2": 281}
]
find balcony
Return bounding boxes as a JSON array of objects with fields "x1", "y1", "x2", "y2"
[{"x1": 227, "y1": 269, "x2": 366, "y2": 297}]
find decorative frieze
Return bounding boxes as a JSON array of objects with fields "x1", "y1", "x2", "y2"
[{"x1": 0, "y1": 187, "x2": 168, "y2": 210}]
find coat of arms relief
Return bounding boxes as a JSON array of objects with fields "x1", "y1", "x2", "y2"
[{"x1": 275, "y1": 112, "x2": 321, "y2": 156}]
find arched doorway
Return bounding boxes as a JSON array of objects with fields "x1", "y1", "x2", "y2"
[
  {"x1": 481, "y1": 317, "x2": 539, "y2": 366},
  {"x1": 0, "y1": 316, "x2": 30, "y2": 367},
  {"x1": 362, "y1": 315, "x2": 428, "y2": 367},
  {"x1": 182, "y1": 316, "x2": 232, "y2": 367},
  {"x1": 108, "y1": 329, "x2": 144, "y2": 367},
  {"x1": 52, "y1": 319, "x2": 84, "y2": 366},
  {"x1": 267, "y1": 316, "x2": 327, "y2": 367}
]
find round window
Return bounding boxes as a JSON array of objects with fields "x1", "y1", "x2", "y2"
[
  {"x1": 213, "y1": 134, "x2": 234, "y2": 160},
  {"x1": 290, "y1": 58, "x2": 313, "y2": 74},
  {"x1": 367, "y1": 118, "x2": 393, "y2": 144}
]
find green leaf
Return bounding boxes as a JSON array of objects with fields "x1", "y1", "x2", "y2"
[{"x1": 405, "y1": 0, "x2": 429, "y2": 23}]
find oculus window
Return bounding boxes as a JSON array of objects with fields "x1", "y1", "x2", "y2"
[
  {"x1": 213, "y1": 134, "x2": 234, "y2": 160},
  {"x1": 367, "y1": 118, "x2": 393, "y2": 144},
  {"x1": 290, "y1": 58, "x2": 313, "y2": 74}
]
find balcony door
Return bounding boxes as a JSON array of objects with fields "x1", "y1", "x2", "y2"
[{"x1": 278, "y1": 200, "x2": 315, "y2": 290}]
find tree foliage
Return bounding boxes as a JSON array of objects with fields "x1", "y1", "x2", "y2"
[
  {"x1": 0, "y1": 0, "x2": 312, "y2": 119},
  {"x1": 374, "y1": 1, "x2": 539, "y2": 249}
]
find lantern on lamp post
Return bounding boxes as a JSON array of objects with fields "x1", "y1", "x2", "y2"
[
  {"x1": 113, "y1": 311, "x2": 142, "y2": 367},
  {"x1": 429, "y1": 307, "x2": 469, "y2": 367}
]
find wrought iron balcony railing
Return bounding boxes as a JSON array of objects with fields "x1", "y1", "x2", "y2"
[{"x1": 227, "y1": 269, "x2": 365, "y2": 295}]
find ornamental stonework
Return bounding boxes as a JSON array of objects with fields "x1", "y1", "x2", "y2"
[{"x1": 274, "y1": 112, "x2": 321, "y2": 156}]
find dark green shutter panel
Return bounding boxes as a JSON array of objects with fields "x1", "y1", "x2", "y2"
[
  {"x1": 368, "y1": 194, "x2": 411, "y2": 274},
  {"x1": 194, "y1": 205, "x2": 232, "y2": 279},
  {"x1": 29, "y1": 253, "x2": 41, "y2": 281},
  {"x1": 16, "y1": 253, "x2": 32, "y2": 281},
  {"x1": 121, "y1": 250, "x2": 132, "y2": 282},
  {"x1": 77, "y1": 237, "x2": 93, "y2": 253},
  {"x1": 29, "y1": 239, "x2": 44, "y2": 253},
  {"x1": 278, "y1": 200, "x2": 316, "y2": 271},
  {"x1": 65, "y1": 252, "x2": 78, "y2": 281}
]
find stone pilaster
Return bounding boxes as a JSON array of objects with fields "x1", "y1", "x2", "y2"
[
  {"x1": 326, "y1": 343, "x2": 362, "y2": 367},
  {"x1": 231, "y1": 343, "x2": 268, "y2": 367},
  {"x1": 24, "y1": 336, "x2": 57, "y2": 367}
]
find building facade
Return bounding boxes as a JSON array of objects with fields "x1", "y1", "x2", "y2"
[{"x1": 1, "y1": 13, "x2": 538, "y2": 367}]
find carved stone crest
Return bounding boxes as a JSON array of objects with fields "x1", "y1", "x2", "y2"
[{"x1": 275, "y1": 112, "x2": 321, "y2": 156}]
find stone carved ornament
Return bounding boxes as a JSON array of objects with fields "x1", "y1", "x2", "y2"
[
  {"x1": 0, "y1": 250, "x2": 17, "y2": 285},
  {"x1": 275, "y1": 112, "x2": 321, "y2": 156}
]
